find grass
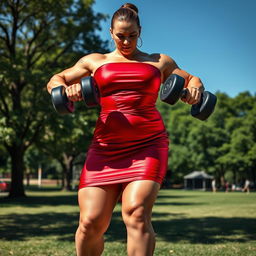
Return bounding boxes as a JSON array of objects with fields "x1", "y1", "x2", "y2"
[{"x1": 0, "y1": 187, "x2": 256, "y2": 256}]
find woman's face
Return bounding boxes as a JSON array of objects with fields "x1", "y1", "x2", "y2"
[{"x1": 110, "y1": 20, "x2": 140, "y2": 57}]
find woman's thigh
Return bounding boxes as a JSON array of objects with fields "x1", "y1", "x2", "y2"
[
  {"x1": 78, "y1": 184, "x2": 122, "y2": 228},
  {"x1": 121, "y1": 180, "x2": 160, "y2": 218}
]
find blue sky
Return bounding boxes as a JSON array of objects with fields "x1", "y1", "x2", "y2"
[{"x1": 92, "y1": 0, "x2": 256, "y2": 97}]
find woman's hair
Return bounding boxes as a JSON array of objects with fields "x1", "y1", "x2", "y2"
[{"x1": 111, "y1": 3, "x2": 141, "y2": 29}]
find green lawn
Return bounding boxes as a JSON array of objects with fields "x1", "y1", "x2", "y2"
[{"x1": 0, "y1": 187, "x2": 256, "y2": 256}]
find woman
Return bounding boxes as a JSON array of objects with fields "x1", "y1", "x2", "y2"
[{"x1": 47, "y1": 3, "x2": 203, "y2": 256}]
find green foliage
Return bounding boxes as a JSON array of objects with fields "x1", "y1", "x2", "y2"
[
  {"x1": 0, "y1": 0, "x2": 109, "y2": 195},
  {"x1": 0, "y1": 0, "x2": 255, "y2": 193},
  {"x1": 158, "y1": 91, "x2": 256, "y2": 184},
  {"x1": 0, "y1": 0, "x2": 108, "y2": 147},
  {"x1": 0, "y1": 144, "x2": 9, "y2": 175}
]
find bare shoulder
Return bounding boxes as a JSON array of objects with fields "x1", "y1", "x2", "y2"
[
  {"x1": 159, "y1": 53, "x2": 179, "y2": 78},
  {"x1": 147, "y1": 53, "x2": 176, "y2": 67},
  {"x1": 146, "y1": 53, "x2": 177, "y2": 76},
  {"x1": 159, "y1": 53, "x2": 177, "y2": 67},
  {"x1": 76, "y1": 53, "x2": 107, "y2": 71}
]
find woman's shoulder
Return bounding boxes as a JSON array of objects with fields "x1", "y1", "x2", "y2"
[
  {"x1": 77, "y1": 53, "x2": 108, "y2": 72},
  {"x1": 79, "y1": 53, "x2": 107, "y2": 64},
  {"x1": 152, "y1": 53, "x2": 176, "y2": 64},
  {"x1": 144, "y1": 52, "x2": 177, "y2": 72},
  {"x1": 144, "y1": 52, "x2": 175, "y2": 65}
]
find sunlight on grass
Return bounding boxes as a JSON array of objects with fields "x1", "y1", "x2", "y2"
[{"x1": 0, "y1": 188, "x2": 255, "y2": 256}]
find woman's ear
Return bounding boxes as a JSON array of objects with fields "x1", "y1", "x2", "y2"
[{"x1": 109, "y1": 28, "x2": 113, "y2": 39}]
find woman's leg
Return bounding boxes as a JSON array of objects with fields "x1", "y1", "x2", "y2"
[
  {"x1": 75, "y1": 184, "x2": 121, "y2": 256},
  {"x1": 121, "y1": 180, "x2": 160, "y2": 256}
]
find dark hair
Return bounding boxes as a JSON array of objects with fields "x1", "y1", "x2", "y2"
[{"x1": 111, "y1": 3, "x2": 141, "y2": 29}]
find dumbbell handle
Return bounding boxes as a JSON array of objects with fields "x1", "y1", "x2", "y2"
[
  {"x1": 180, "y1": 88, "x2": 188, "y2": 100},
  {"x1": 180, "y1": 87, "x2": 204, "y2": 102}
]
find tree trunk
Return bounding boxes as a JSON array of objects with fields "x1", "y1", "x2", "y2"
[
  {"x1": 253, "y1": 168, "x2": 256, "y2": 189},
  {"x1": 61, "y1": 165, "x2": 72, "y2": 191},
  {"x1": 9, "y1": 146, "x2": 26, "y2": 197},
  {"x1": 233, "y1": 169, "x2": 237, "y2": 184},
  {"x1": 60, "y1": 153, "x2": 74, "y2": 191},
  {"x1": 216, "y1": 165, "x2": 225, "y2": 189},
  {"x1": 61, "y1": 169, "x2": 66, "y2": 189},
  {"x1": 65, "y1": 165, "x2": 73, "y2": 191}
]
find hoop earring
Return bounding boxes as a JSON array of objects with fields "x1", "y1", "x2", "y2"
[{"x1": 137, "y1": 37, "x2": 143, "y2": 48}]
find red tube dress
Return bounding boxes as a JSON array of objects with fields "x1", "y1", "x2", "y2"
[{"x1": 79, "y1": 62, "x2": 169, "y2": 188}]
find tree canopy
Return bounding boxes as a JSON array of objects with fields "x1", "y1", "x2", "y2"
[
  {"x1": 0, "y1": 1, "x2": 255, "y2": 196},
  {"x1": 157, "y1": 91, "x2": 256, "y2": 187},
  {"x1": 0, "y1": 0, "x2": 108, "y2": 197}
]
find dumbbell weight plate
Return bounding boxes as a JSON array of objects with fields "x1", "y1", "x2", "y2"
[
  {"x1": 51, "y1": 86, "x2": 75, "y2": 114},
  {"x1": 160, "y1": 74, "x2": 185, "y2": 105},
  {"x1": 81, "y1": 76, "x2": 99, "y2": 107},
  {"x1": 191, "y1": 91, "x2": 217, "y2": 120}
]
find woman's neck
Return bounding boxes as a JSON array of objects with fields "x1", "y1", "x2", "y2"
[{"x1": 113, "y1": 48, "x2": 141, "y2": 60}]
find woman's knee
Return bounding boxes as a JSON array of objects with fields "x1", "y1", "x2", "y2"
[
  {"x1": 122, "y1": 204, "x2": 151, "y2": 231},
  {"x1": 78, "y1": 214, "x2": 110, "y2": 237}
]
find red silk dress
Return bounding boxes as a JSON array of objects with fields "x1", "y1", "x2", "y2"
[{"x1": 79, "y1": 62, "x2": 169, "y2": 188}]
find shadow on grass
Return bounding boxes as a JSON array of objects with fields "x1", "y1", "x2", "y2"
[
  {"x1": 0, "y1": 212, "x2": 78, "y2": 241},
  {"x1": 107, "y1": 212, "x2": 256, "y2": 244},
  {"x1": 0, "y1": 191, "x2": 255, "y2": 244},
  {"x1": 152, "y1": 214, "x2": 256, "y2": 244},
  {"x1": 1, "y1": 209, "x2": 255, "y2": 244}
]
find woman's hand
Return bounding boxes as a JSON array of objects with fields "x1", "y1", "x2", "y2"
[
  {"x1": 181, "y1": 85, "x2": 203, "y2": 105},
  {"x1": 65, "y1": 83, "x2": 83, "y2": 102},
  {"x1": 180, "y1": 75, "x2": 204, "y2": 105}
]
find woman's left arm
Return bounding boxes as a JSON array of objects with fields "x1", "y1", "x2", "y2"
[{"x1": 162, "y1": 54, "x2": 204, "y2": 105}]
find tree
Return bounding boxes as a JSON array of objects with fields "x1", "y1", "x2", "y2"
[
  {"x1": 216, "y1": 92, "x2": 256, "y2": 185},
  {"x1": 0, "y1": 144, "x2": 9, "y2": 177},
  {"x1": 164, "y1": 102, "x2": 194, "y2": 183},
  {"x1": 245, "y1": 103, "x2": 256, "y2": 184},
  {"x1": 187, "y1": 123, "x2": 228, "y2": 174},
  {"x1": 38, "y1": 105, "x2": 99, "y2": 190},
  {"x1": 158, "y1": 91, "x2": 256, "y2": 186},
  {"x1": 0, "y1": 0, "x2": 108, "y2": 197}
]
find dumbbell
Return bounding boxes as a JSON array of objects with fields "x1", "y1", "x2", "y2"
[
  {"x1": 51, "y1": 76, "x2": 99, "y2": 114},
  {"x1": 160, "y1": 74, "x2": 217, "y2": 121}
]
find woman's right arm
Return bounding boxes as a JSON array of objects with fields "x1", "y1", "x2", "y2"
[
  {"x1": 46, "y1": 53, "x2": 104, "y2": 101},
  {"x1": 46, "y1": 55, "x2": 94, "y2": 93}
]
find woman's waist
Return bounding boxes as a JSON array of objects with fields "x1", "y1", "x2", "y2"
[
  {"x1": 94, "y1": 112, "x2": 166, "y2": 143},
  {"x1": 99, "y1": 93, "x2": 157, "y2": 112},
  {"x1": 98, "y1": 107, "x2": 164, "y2": 125},
  {"x1": 92, "y1": 130, "x2": 169, "y2": 151}
]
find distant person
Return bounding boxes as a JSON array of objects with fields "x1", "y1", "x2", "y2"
[
  {"x1": 231, "y1": 183, "x2": 236, "y2": 191},
  {"x1": 211, "y1": 179, "x2": 217, "y2": 193},
  {"x1": 225, "y1": 181, "x2": 229, "y2": 193},
  {"x1": 243, "y1": 179, "x2": 250, "y2": 194},
  {"x1": 47, "y1": 3, "x2": 204, "y2": 256}
]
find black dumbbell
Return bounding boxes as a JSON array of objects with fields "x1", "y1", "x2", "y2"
[
  {"x1": 81, "y1": 76, "x2": 99, "y2": 108},
  {"x1": 51, "y1": 76, "x2": 99, "y2": 114},
  {"x1": 51, "y1": 86, "x2": 75, "y2": 114},
  {"x1": 160, "y1": 74, "x2": 217, "y2": 121}
]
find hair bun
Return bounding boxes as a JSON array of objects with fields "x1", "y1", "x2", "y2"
[
  {"x1": 111, "y1": 3, "x2": 141, "y2": 29},
  {"x1": 121, "y1": 3, "x2": 139, "y2": 14}
]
